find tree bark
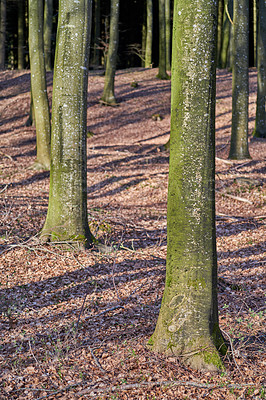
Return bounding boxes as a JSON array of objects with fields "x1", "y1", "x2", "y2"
[
  {"x1": 165, "y1": 0, "x2": 171, "y2": 71},
  {"x1": 229, "y1": 0, "x2": 251, "y2": 159},
  {"x1": 157, "y1": 0, "x2": 169, "y2": 79},
  {"x1": 216, "y1": 0, "x2": 224, "y2": 68},
  {"x1": 149, "y1": 0, "x2": 226, "y2": 372},
  {"x1": 92, "y1": 0, "x2": 101, "y2": 67},
  {"x1": 253, "y1": 0, "x2": 266, "y2": 137},
  {"x1": 41, "y1": 0, "x2": 94, "y2": 247},
  {"x1": 100, "y1": 0, "x2": 119, "y2": 105},
  {"x1": 18, "y1": 0, "x2": 24, "y2": 69},
  {"x1": 28, "y1": 0, "x2": 51, "y2": 169},
  {"x1": 145, "y1": 0, "x2": 153, "y2": 68},
  {"x1": 0, "y1": 0, "x2": 6, "y2": 69},
  {"x1": 44, "y1": 0, "x2": 53, "y2": 71}
]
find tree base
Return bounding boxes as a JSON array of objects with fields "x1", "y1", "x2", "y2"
[
  {"x1": 99, "y1": 99, "x2": 119, "y2": 107},
  {"x1": 252, "y1": 129, "x2": 266, "y2": 139},
  {"x1": 28, "y1": 161, "x2": 50, "y2": 171},
  {"x1": 156, "y1": 73, "x2": 171, "y2": 80}
]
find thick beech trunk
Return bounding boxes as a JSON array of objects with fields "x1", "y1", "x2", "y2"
[
  {"x1": 253, "y1": 0, "x2": 266, "y2": 137},
  {"x1": 41, "y1": 0, "x2": 94, "y2": 247},
  {"x1": 145, "y1": 0, "x2": 153, "y2": 68},
  {"x1": 28, "y1": 0, "x2": 51, "y2": 169},
  {"x1": 157, "y1": 0, "x2": 169, "y2": 79},
  {"x1": 149, "y1": 0, "x2": 226, "y2": 372},
  {"x1": 44, "y1": 0, "x2": 53, "y2": 71},
  {"x1": 0, "y1": 0, "x2": 6, "y2": 69},
  {"x1": 229, "y1": 0, "x2": 251, "y2": 159},
  {"x1": 100, "y1": 0, "x2": 119, "y2": 105}
]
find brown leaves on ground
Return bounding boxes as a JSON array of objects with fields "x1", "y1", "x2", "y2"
[{"x1": 0, "y1": 68, "x2": 265, "y2": 399}]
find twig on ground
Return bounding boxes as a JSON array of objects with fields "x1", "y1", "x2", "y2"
[
  {"x1": 0, "y1": 184, "x2": 9, "y2": 194},
  {"x1": 215, "y1": 157, "x2": 234, "y2": 164},
  {"x1": 220, "y1": 329, "x2": 243, "y2": 376},
  {"x1": 219, "y1": 192, "x2": 253, "y2": 205}
]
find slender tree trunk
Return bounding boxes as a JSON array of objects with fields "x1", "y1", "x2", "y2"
[
  {"x1": 145, "y1": 0, "x2": 153, "y2": 68},
  {"x1": 149, "y1": 0, "x2": 226, "y2": 372},
  {"x1": 28, "y1": 0, "x2": 51, "y2": 169},
  {"x1": 220, "y1": 0, "x2": 233, "y2": 69},
  {"x1": 92, "y1": 0, "x2": 101, "y2": 67},
  {"x1": 18, "y1": 0, "x2": 24, "y2": 69},
  {"x1": 0, "y1": 0, "x2": 6, "y2": 69},
  {"x1": 100, "y1": 0, "x2": 119, "y2": 105},
  {"x1": 41, "y1": 0, "x2": 94, "y2": 247},
  {"x1": 25, "y1": 86, "x2": 35, "y2": 127},
  {"x1": 229, "y1": 0, "x2": 251, "y2": 159},
  {"x1": 142, "y1": 18, "x2": 146, "y2": 68},
  {"x1": 157, "y1": 0, "x2": 169, "y2": 79},
  {"x1": 253, "y1": 0, "x2": 266, "y2": 137},
  {"x1": 253, "y1": 0, "x2": 257, "y2": 66},
  {"x1": 217, "y1": 0, "x2": 224, "y2": 68},
  {"x1": 165, "y1": 0, "x2": 171, "y2": 71},
  {"x1": 44, "y1": 0, "x2": 53, "y2": 71}
]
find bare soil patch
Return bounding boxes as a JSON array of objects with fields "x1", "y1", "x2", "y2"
[{"x1": 0, "y1": 68, "x2": 265, "y2": 399}]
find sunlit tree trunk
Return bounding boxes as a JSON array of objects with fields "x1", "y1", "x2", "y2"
[
  {"x1": 41, "y1": 0, "x2": 94, "y2": 247},
  {"x1": 165, "y1": 0, "x2": 171, "y2": 71},
  {"x1": 0, "y1": 0, "x2": 6, "y2": 69},
  {"x1": 18, "y1": 0, "x2": 24, "y2": 69},
  {"x1": 149, "y1": 0, "x2": 226, "y2": 372},
  {"x1": 145, "y1": 0, "x2": 153, "y2": 68},
  {"x1": 229, "y1": 0, "x2": 251, "y2": 159},
  {"x1": 100, "y1": 0, "x2": 119, "y2": 105},
  {"x1": 44, "y1": 0, "x2": 53, "y2": 71},
  {"x1": 28, "y1": 0, "x2": 51, "y2": 169},
  {"x1": 157, "y1": 0, "x2": 169, "y2": 79},
  {"x1": 253, "y1": 0, "x2": 266, "y2": 137}
]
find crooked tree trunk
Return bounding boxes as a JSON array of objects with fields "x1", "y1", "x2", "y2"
[
  {"x1": 145, "y1": 0, "x2": 153, "y2": 68},
  {"x1": 41, "y1": 0, "x2": 94, "y2": 247},
  {"x1": 28, "y1": 0, "x2": 51, "y2": 170},
  {"x1": 0, "y1": 0, "x2": 6, "y2": 69},
  {"x1": 18, "y1": 0, "x2": 24, "y2": 69},
  {"x1": 165, "y1": 0, "x2": 171, "y2": 71},
  {"x1": 229, "y1": 0, "x2": 251, "y2": 159},
  {"x1": 100, "y1": 0, "x2": 119, "y2": 105},
  {"x1": 253, "y1": 0, "x2": 266, "y2": 138},
  {"x1": 44, "y1": 0, "x2": 53, "y2": 71},
  {"x1": 157, "y1": 0, "x2": 169, "y2": 79},
  {"x1": 149, "y1": 0, "x2": 226, "y2": 372}
]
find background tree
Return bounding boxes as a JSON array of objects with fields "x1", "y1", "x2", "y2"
[
  {"x1": 253, "y1": 0, "x2": 265, "y2": 137},
  {"x1": 41, "y1": 0, "x2": 94, "y2": 247},
  {"x1": 157, "y1": 0, "x2": 169, "y2": 79},
  {"x1": 91, "y1": 0, "x2": 101, "y2": 67},
  {"x1": 165, "y1": 0, "x2": 171, "y2": 71},
  {"x1": 44, "y1": 0, "x2": 53, "y2": 71},
  {"x1": 28, "y1": 0, "x2": 51, "y2": 169},
  {"x1": 149, "y1": 0, "x2": 226, "y2": 371},
  {"x1": 229, "y1": 0, "x2": 251, "y2": 159},
  {"x1": 145, "y1": 0, "x2": 153, "y2": 68},
  {"x1": 0, "y1": 0, "x2": 6, "y2": 69},
  {"x1": 100, "y1": 0, "x2": 119, "y2": 105},
  {"x1": 17, "y1": 0, "x2": 24, "y2": 69}
]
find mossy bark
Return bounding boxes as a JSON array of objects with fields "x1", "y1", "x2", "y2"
[
  {"x1": 28, "y1": 0, "x2": 51, "y2": 170},
  {"x1": 44, "y1": 0, "x2": 53, "y2": 71},
  {"x1": 165, "y1": 0, "x2": 171, "y2": 71},
  {"x1": 100, "y1": 0, "x2": 119, "y2": 105},
  {"x1": 229, "y1": 0, "x2": 251, "y2": 159},
  {"x1": 149, "y1": 0, "x2": 226, "y2": 372},
  {"x1": 157, "y1": 0, "x2": 169, "y2": 80},
  {"x1": 0, "y1": 0, "x2": 6, "y2": 69},
  {"x1": 253, "y1": 0, "x2": 266, "y2": 138},
  {"x1": 41, "y1": 0, "x2": 94, "y2": 247},
  {"x1": 145, "y1": 0, "x2": 153, "y2": 68},
  {"x1": 18, "y1": 0, "x2": 24, "y2": 70}
]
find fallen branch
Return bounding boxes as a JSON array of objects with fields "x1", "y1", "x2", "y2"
[
  {"x1": 215, "y1": 157, "x2": 234, "y2": 165},
  {"x1": 219, "y1": 192, "x2": 253, "y2": 205}
]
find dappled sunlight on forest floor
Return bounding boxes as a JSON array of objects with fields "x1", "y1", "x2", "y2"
[{"x1": 0, "y1": 68, "x2": 265, "y2": 399}]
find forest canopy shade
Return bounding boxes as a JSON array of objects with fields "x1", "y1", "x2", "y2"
[{"x1": 148, "y1": 0, "x2": 226, "y2": 371}]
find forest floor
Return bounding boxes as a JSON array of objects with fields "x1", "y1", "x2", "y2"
[{"x1": 0, "y1": 67, "x2": 265, "y2": 400}]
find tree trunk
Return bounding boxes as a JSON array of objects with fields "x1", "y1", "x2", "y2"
[
  {"x1": 157, "y1": 0, "x2": 169, "y2": 79},
  {"x1": 142, "y1": 18, "x2": 146, "y2": 68},
  {"x1": 92, "y1": 0, "x2": 101, "y2": 67},
  {"x1": 28, "y1": 0, "x2": 51, "y2": 170},
  {"x1": 0, "y1": 0, "x2": 6, "y2": 69},
  {"x1": 145, "y1": 0, "x2": 153, "y2": 68},
  {"x1": 165, "y1": 0, "x2": 171, "y2": 71},
  {"x1": 44, "y1": 0, "x2": 53, "y2": 71},
  {"x1": 18, "y1": 0, "x2": 24, "y2": 69},
  {"x1": 149, "y1": 0, "x2": 226, "y2": 372},
  {"x1": 253, "y1": 0, "x2": 266, "y2": 137},
  {"x1": 220, "y1": 0, "x2": 233, "y2": 69},
  {"x1": 100, "y1": 0, "x2": 119, "y2": 105},
  {"x1": 41, "y1": 0, "x2": 94, "y2": 247},
  {"x1": 216, "y1": 0, "x2": 224, "y2": 68},
  {"x1": 229, "y1": 0, "x2": 251, "y2": 159}
]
